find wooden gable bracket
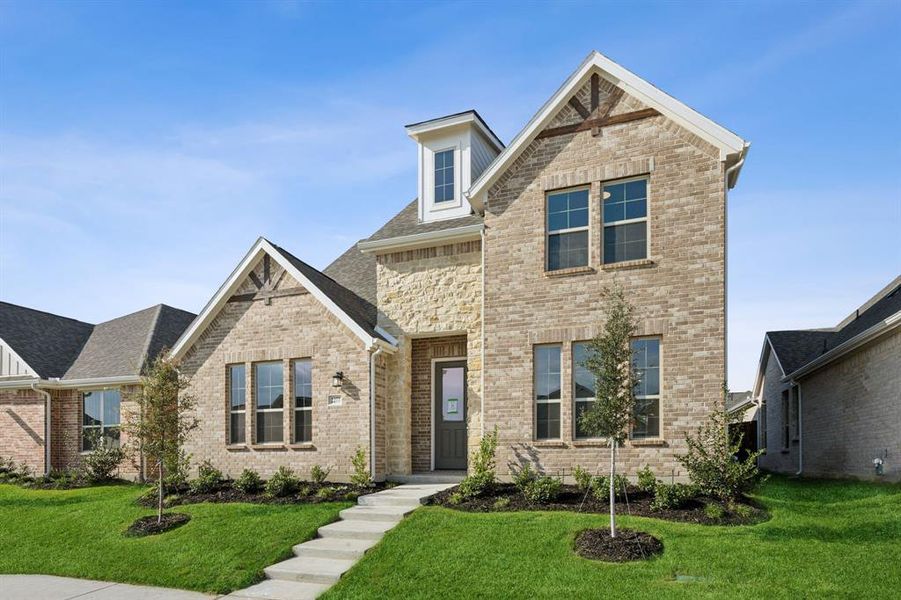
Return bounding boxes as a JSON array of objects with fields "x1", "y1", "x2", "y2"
[
  {"x1": 229, "y1": 254, "x2": 306, "y2": 305},
  {"x1": 546, "y1": 75, "x2": 650, "y2": 140}
]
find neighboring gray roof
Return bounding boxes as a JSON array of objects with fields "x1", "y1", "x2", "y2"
[
  {"x1": 0, "y1": 301, "x2": 195, "y2": 381},
  {"x1": 0, "y1": 302, "x2": 93, "y2": 378},
  {"x1": 323, "y1": 243, "x2": 377, "y2": 318},
  {"x1": 365, "y1": 199, "x2": 482, "y2": 242},
  {"x1": 767, "y1": 278, "x2": 901, "y2": 377},
  {"x1": 268, "y1": 242, "x2": 387, "y2": 342},
  {"x1": 726, "y1": 391, "x2": 753, "y2": 413}
]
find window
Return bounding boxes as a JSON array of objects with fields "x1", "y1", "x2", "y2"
[
  {"x1": 760, "y1": 398, "x2": 767, "y2": 450},
  {"x1": 790, "y1": 385, "x2": 800, "y2": 440},
  {"x1": 781, "y1": 389, "x2": 790, "y2": 449},
  {"x1": 294, "y1": 359, "x2": 313, "y2": 443},
  {"x1": 631, "y1": 338, "x2": 660, "y2": 439},
  {"x1": 534, "y1": 345, "x2": 562, "y2": 439},
  {"x1": 434, "y1": 149, "x2": 455, "y2": 202},
  {"x1": 228, "y1": 364, "x2": 246, "y2": 444},
  {"x1": 546, "y1": 188, "x2": 589, "y2": 271},
  {"x1": 572, "y1": 342, "x2": 596, "y2": 439},
  {"x1": 603, "y1": 178, "x2": 648, "y2": 264},
  {"x1": 255, "y1": 362, "x2": 284, "y2": 443},
  {"x1": 82, "y1": 389, "x2": 121, "y2": 451}
]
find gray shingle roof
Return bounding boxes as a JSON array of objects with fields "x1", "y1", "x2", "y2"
[
  {"x1": 0, "y1": 302, "x2": 93, "y2": 378},
  {"x1": 323, "y1": 243, "x2": 377, "y2": 316},
  {"x1": 365, "y1": 199, "x2": 482, "y2": 242}
]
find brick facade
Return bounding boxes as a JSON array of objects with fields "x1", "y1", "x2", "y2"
[{"x1": 0, "y1": 388, "x2": 46, "y2": 474}]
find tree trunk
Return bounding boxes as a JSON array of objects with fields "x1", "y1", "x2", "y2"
[
  {"x1": 157, "y1": 460, "x2": 164, "y2": 524},
  {"x1": 609, "y1": 439, "x2": 617, "y2": 538}
]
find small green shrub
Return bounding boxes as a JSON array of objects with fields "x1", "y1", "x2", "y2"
[
  {"x1": 234, "y1": 469, "x2": 263, "y2": 494},
  {"x1": 189, "y1": 460, "x2": 223, "y2": 494},
  {"x1": 81, "y1": 430, "x2": 126, "y2": 482},
  {"x1": 523, "y1": 475, "x2": 563, "y2": 504},
  {"x1": 162, "y1": 450, "x2": 191, "y2": 491},
  {"x1": 458, "y1": 428, "x2": 498, "y2": 499},
  {"x1": 315, "y1": 487, "x2": 333, "y2": 500},
  {"x1": 729, "y1": 501, "x2": 753, "y2": 519},
  {"x1": 703, "y1": 501, "x2": 725, "y2": 520},
  {"x1": 572, "y1": 465, "x2": 595, "y2": 492},
  {"x1": 637, "y1": 465, "x2": 657, "y2": 493},
  {"x1": 512, "y1": 463, "x2": 537, "y2": 492},
  {"x1": 447, "y1": 491, "x2": 464, "y2": 505},
  {"x1": 492, "y1": 497, "x2": 511, "y2": 510},
  {"x1": 591, "y1": 473, "x2": 630, "y2": 501},
  {"x1": 297, "y1": 485, "x2": 311, "y2": 497},
  {"x1": 343, "y1": 490, "x2": 360, "y2": 502},
  {"x1": 310, "y1": 464, "x2": 331, "y2": 484},
  {"x1": 265, "y1": 466, "x2": 300, "y2": 498},
  {"x1": 350, "y1": 447, "x2": 373, "y2": 488},
  {"x1": 651, "y1": 482, "x2": 698, "y2": 511}
]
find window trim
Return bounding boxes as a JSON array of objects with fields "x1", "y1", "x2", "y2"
[
  {"x1": 601, "y1": 175, "x2": 650, "y2": 265},
  {"x1": 292, "y1": 358, "x2": 313, "y2": 444},
  {"x1": 630, "y1": 336, "x2": 661, "y2": 441},
  {"x1": 81, "y1": 388, "x2": 122, "y2": 452},
  {"x1": 545, "y1": 185, "x2": 591, "y2": 272},
  {"x1": 227, "y1": 364, "x2": 246, "y2": 445},
  {"x1": 254, "y1": 361, "x2": 285, "y2": 445},
  {"x1": 432, "y1": 146, "x2": 458, "y2": 207},
  {"x1": 534, "y1": 344, "x2": 563, "y2": 441}
]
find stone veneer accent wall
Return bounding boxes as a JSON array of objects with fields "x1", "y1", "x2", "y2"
[
  {"x1": 376, "y1": 240, "x2": 482, "y2": 475},
  {"x1": 410, "y1": 335, "x2": 468, "y2": 472},
  {"x1": 0, "y1": 388, "x2": 46, "y2": 473},
  {"x1": 483, "y1": 80, "x2": 726, "y2": 479},
  {"x1": 180, "y1": 257, "x2": 377, "y2": 481}
]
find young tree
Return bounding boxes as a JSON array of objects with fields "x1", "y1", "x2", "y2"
[
  {"x1": 577, "y1": 284, "x2": 638, "y2": 538},
  {"x1": 124, "y1": 354, "x2": 199, "y2": 523}
]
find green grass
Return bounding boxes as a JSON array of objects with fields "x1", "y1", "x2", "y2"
[
  {"x1": 0, "y1": 483, "x2": 351, "y2": 594},
  {"x1": 325, "y1": 477, "x2": 901, "y2": 599}
]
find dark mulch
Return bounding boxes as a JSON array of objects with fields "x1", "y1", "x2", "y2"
[
  {"x1": 426, "y1": 483, "x2": 767, "y2": 525},
  {"x1": 125, "y1": 513, "x2": 191, "y2": 537},
  {"x1": 574, "y1": 528, "x2": 663, "y2": 562},
  {"x1": 138, "y1": 481, "x2": 394, "y2": 508}
]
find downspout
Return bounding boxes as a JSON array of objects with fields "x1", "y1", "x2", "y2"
[
  {"x1": 480, "y1": 226, "x2": 486, "y2": 439},
  {"x1": 369, "y1": 346, "x2": 385, "y2": 481},
  {"x1": 31, "y1": 382, "x2": 52, "y2": 476},
  {"x1": 795, "y1": 382, "x2": 803, "y2": 476},
  {"x1": 722, "y1": 151, "x2": 746, "y2": 392}
]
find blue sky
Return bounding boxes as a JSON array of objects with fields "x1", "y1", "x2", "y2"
[{"x1": 1, "y1": 0, "x2": 899, "y2": 389}]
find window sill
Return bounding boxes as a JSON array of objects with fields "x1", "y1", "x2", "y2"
[
  {"x1": 288, "y1": 443, "x2": 316, "y2": 451},
  {"x1": 630, "y1": 438, "x2": 666, "y2": 447},
  {"x1": 601, "y1": 258, "x2": 656, "y2": 271},
  {"x1": 572, "y1": 439, "x2": 609, "y2": 447},
  {"x1": 532, "y1": 440, "x2": 568, "y2": 448},
  {"x1": 225, "y1": 444, "x2": 248, "y2": 451},
  {"x1": 544, "y1": 265, "x2": 596, "y2": 278},
  {"x1": 249, "y1": 444, "x2": 288, "y2": 451}
]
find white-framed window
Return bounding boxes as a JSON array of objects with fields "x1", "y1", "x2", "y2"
[
  {"x1": 255, "y1": 361, "x2": 284, "y2": 444},
  {"x1": 534, "y1": 345, "x2": 562, "y2": 440},
  {"x1": 434, "y1": 148, "x2": 455, "y2": 203},
  {"x1": 82, "y1": 389, "x2": 121, "y2": 451},
  {"x1": 546, "y1": 187, "x2": 589, "y2": 271},
  {"x1": 603, "y1": 177, "x2": 648, "y2": 264},
  {"x1": 228, "y1": 364, "x2": 246, "y2": 444},
  {"x1": 572, "y1": 342, "x2": 596, "y2": 439},
  {"x1": 631, "y1": 338, "x2": 660, "y2": 439},
  {"x1": 293, "y1": 359, "x2": 312, "y2": 443}
]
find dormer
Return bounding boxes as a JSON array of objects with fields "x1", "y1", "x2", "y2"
[{"x1": 406, "y1": 110, "x2": 503, "y2": 223}]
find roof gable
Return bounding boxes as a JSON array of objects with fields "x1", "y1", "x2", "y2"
[
  {"x1": 0, "y1": 302, "x2": 93, "y2": 378},
  {"x1": 466, "y1": 50, "x2": 749, "y2": 211}
]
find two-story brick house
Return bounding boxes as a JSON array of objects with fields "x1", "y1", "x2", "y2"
[{"x1": 168, "y1": 51, "x2": 750, "y2": 482}]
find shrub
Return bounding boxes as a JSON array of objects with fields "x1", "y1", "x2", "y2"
[
  {"x1": 651, "y1": 483, "x2": 698, "y2": 511},
  {"x1": 677, "y1": 407, "x2": 766, "y2": 502},
  {"x1": 81, "y1": 430, "x2": 126, "y2": 482},
  {"x1": 704, "y1": 501, "x2": 725, "y2": 520},
  {"x1": 189, "y1": 460, "x2": 223, "y2": 494},
  {"x1": 315, "y1": 487, "x2": 332, "y2": 500},
  {"x1": 447, "y1": 491, "x2": 464, "y2": 506},
  {"x1": 350, "y1": 447, "x2": 373, "y2": 488},
  {"x1": 310, "y1": 464, "x2": 331, "y2": 484},
  {"x1": 637, "y1": 465, "x2": 657, "y2": 493},
  {"x1": 234, "y1": 469, "x2": 263, "y2": 494},
  {"x1": 458, "y1": 427, "x2": 498, "y2": 499},
  {"x1": 492, "y1": 497, "x2": 511, "y2": 510},
  {"x1": 729, "y1": 501, "x2": 753, "y2": 519},
  {"x1": 512, "y1": 463, "x2": 537, "y2": 492},
  {"x1": 572, "y1": 465, "x2": 595, "y2": 492},
  {"x1": 591, "y1": 473, "x2": 630, "y2": 502},
  {"x1": 265, "y1": 466, "x2": 300, "y2": 498},
  {"x1": 162, "y1": 450, "x2": 191, "y2": 491},
  {"x1": 523, "y1": 475, "x2": 563, "y2": 504}
]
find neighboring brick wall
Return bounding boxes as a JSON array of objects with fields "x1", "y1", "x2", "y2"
[
  {"x1": 800, "y1": 329, "x2": 901, "y2": 482},
  {"x1": 758, "y1": 349, "x2": 798, "y2": 474},
  {"x1": 376, "y1": 241, "x2": 482, "y2": 475},
  {"x1": 482, "y1": 80, "x2": 726, "y2": 479},
  {"x1": 179, "y1": 258, "x2": 374, "y2": 482},
  {"x1": 410, "y1": 336, "x2": 468, "y2": 472},
  {"x1": 0, "y1": 388, "x2": 46, "y2": 474}
]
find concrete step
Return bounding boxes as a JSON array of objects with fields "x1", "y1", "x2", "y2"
[
  {"x1": 316, "y1": 519, "x2": 395, "y2": 540},
  {"x1": 389, "y1": 472, "x2": 466, "y2": 485},
  {"x1": 293, "y1": 537, "x2": 378, "y2": 560},
  {"x1": 264, "y1": 556, "x2": 356, "y2": 585},
  {"x1": 223, "y1": 578, "x2": 330, "y2": 600},
  {"x1": 339, "y1": 505, "x2": 412, "y2": 523}
]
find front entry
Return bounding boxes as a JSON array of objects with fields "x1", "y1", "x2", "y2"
[{"x1": 434, "y1": 360, "x2": 467, "y2": 470}]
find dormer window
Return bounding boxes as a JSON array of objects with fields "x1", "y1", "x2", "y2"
[{"x1": 434, "y1": 149, "x2": 455, "y2": 203}]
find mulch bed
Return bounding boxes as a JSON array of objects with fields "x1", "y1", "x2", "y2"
[
  {"x1": 574, "y1": 528, "x2": 663, "y2": 562},
  {"x1": 125, "y1": 513, "x2": 191, "y2": 537},
  {"x1": 138, "y1": 481, "x2": 394, "y2": 508},
  {"x1": 426, "y1": 483, "x2": 767, "y2": 525}
]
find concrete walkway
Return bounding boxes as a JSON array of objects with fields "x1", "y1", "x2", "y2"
[
  {"x1": 223, "y1": 483, "x2": 454, "y2": 600},
  {"x1": 0, "y1": 575, "x2": 214, "y2": 600}
]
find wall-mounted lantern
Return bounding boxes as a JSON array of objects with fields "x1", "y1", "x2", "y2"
[{"x1": 332, "y1": 371, "x2": 344, "y2": 388}]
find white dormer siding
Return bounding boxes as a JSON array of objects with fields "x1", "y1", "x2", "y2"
[{"x1": 406, "y1": 111, "x2": 503, "y2": 223}]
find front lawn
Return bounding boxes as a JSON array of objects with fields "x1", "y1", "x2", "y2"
[
  {"x1": 0, "y1": 483, "x2": 351, "y2": 594},
  {"x1": 325, "y1": 477, "x2": 901, "y2": 599}
]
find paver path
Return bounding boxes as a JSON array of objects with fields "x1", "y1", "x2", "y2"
[
  {"x1": 0, "y1": 575, "x2": 214, "y2": 600},
  {"x1": 223, "y1": 483, "x2": 454, "y2": 600}
]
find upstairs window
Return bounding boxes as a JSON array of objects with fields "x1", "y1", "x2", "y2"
[
  {"x1": 434, "y1": 149, "x2": 455, "y2": 202},
  {"x1": 294, "y1": 359, "x2": 313, "y2": 443},
  {"x1": 255, "y1": 362, "x2": 284, "y2": 444},
  {"x1": 534, "y1": 345, "x2": 562, "y2": 439},
  {"x1": 228, "y1": 364, "x2": 246, "y2": 444},
  {"x1": 82, "y1": 389, "x2": 121, "y2": 451},
  {"x1": 603, "y1": 178, "x2": 648, "y2": 264},
  {"x1": 631, "y1": 338, "x2": 660, "y2": 439},
  {"x1": 546, "y1": 187, "x2": 589, "y2": 271}
]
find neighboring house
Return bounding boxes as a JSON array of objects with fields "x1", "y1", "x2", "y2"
[
  {"x1": 169, "y1": 50, "x2": 750, "y2": 482},
  {"x1": 753, "y1": 276, "x2": 901, "y2": 482},
  {"x1": 0, "y1": 303, "x2": 196, "y2": 476}
]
